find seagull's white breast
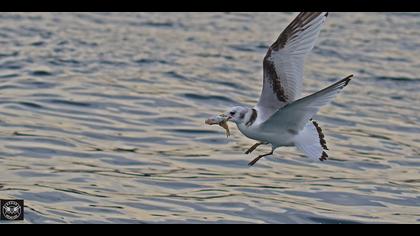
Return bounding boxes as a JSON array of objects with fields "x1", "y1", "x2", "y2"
[{"x1": 236, "y1": 122, "x2": 294, "y2": 147}]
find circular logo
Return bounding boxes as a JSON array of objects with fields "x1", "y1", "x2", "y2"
[{"x1": 2, "y1": 201, "x2": 22, "y2": 220}]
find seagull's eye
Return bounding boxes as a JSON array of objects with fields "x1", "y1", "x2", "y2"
[{"x1": 230, "y1": 111, "x2": 236, "y2": 116}]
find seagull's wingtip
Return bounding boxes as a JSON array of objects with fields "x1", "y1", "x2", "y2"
[{"x1": 341, "y1": 74, "x2": 355, "y2": 86}]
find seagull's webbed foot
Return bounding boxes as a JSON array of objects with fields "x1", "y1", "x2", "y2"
[
  {"x1": 248, "y1": 150, "x2": 274, "y2": 167},
  {"x1": 245, "y1": 142, "x2": 265, "y2": 154}
]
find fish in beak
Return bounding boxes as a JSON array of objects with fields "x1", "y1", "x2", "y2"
[{"x1": 205, "y1": 114, "x2": 230, "y2": 137}]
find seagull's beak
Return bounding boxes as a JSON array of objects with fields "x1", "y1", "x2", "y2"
[{"x1": 220, "y1": 113, "x2": 231, "y2": 122}]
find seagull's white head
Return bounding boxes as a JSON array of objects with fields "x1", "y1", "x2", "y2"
[{"x1": 223, "y1": 106, "x2": 250, "y2": 124}]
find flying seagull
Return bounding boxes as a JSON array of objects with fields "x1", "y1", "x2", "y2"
[{"x1": 212, "y1": 12, "x2": 354, "y2": 166}]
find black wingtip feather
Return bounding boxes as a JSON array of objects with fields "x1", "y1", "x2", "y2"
[
  {"x1": 320, "y1": 151, "x2": 328, "y2": 161},
  {"x1": 343, "y1": 74, "x2": 354, "y2": 86},
  {"x1": 312, "y1": 120, "x2": 328, "y2": 151}
]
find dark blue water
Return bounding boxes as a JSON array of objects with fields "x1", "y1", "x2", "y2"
[{"x1": 0, "y1": 12, "x2": 419, "y2": 223}]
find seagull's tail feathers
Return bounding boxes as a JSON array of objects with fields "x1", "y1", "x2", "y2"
[{"x1": 294, "y1": 120, "x2": 328, "y2": 161}]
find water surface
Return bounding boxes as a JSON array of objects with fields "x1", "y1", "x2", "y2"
[{"x1": 0, "y1": 12, "x2": 419, "y2": 223}]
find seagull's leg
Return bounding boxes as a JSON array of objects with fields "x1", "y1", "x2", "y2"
[
  {"x1": 245, "y1": 142, "x2": 265, "y2": 154},
  {"x1": 248, "y1": 149, "x2": 274, "y2": 166}
]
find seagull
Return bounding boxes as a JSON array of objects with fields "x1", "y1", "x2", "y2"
[{"x1": 218, "y1": 12, "x2": 354, "y2": 166}]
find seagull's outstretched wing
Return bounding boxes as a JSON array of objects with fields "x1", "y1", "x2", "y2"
[
  {"x1": 260, "y1": 75, "x2": 354, "y2": 133},
  {"x1": 256, "y1": 12, "x2": 328, "y2": 121}
]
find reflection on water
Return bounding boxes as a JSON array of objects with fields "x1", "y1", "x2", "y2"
[{"x1": 0, "y1": 12, "x2": 419, "y2": 223}]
